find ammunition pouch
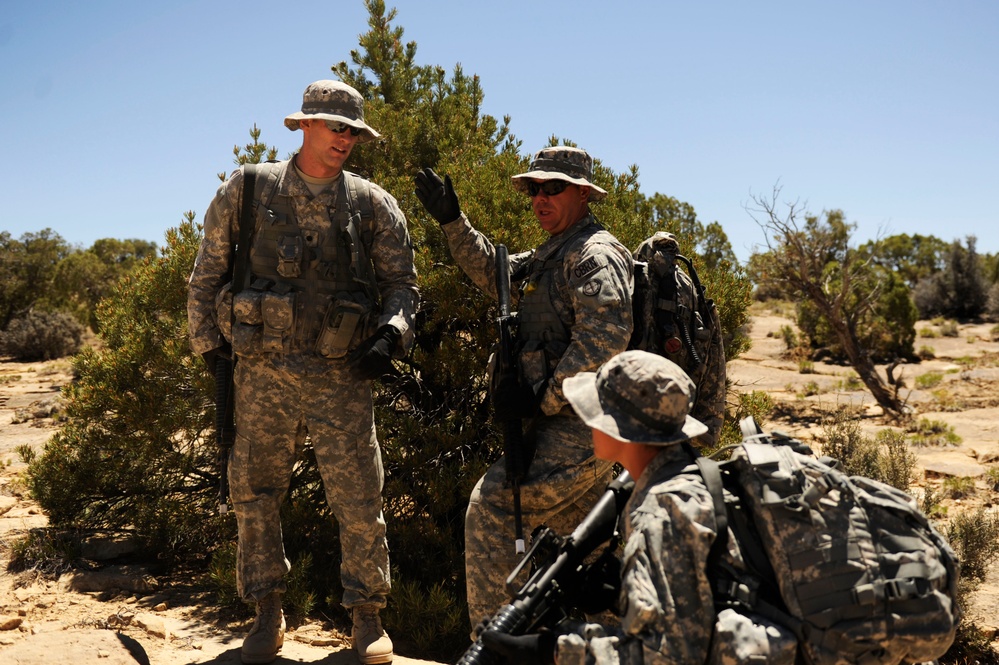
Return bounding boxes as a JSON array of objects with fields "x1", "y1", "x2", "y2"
[
  {"x1": 516, "y1": 338, "x2": 567, "y2": 394},
  {"x1": 260, "y1": 289, "x2": 295, "y2": 354},
  {"x1": 275, "y1": 234, "x2": 303, "y2": 278},
  {"x1": 316, "y1": 296, "x2": 372, "y2": 359}
]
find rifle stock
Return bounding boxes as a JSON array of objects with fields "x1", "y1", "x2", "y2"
[{"x1": 456, "y1": 471, "x2": 634, "y2": 665}]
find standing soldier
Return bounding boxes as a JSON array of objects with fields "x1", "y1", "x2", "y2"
[
  {"x1": 415, "y1": 147, "x2": 634, "y2": 629},
  {"x1": 188, "y1": 80, "x2": 419, "y2": 665}
]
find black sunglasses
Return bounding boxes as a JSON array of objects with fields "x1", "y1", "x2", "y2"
[
  {"x1": 323, "y1": 120, "x2": 362, "y2": 137},
  {"x1": 526, "y1": 180, "x2": 570, "y2": 197}
]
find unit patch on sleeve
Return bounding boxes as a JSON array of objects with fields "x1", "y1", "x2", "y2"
[{"x1": 572, "y1": 256, "x2": 600, "y2": 280}]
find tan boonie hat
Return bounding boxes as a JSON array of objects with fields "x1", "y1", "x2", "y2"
[
  {"x1": 284, "y1": 80, "x2": 381, "y2": 144},
  {"x1": 564, "y1": 350, "x2": 708, "y2": 445},
  {"x1": 511, "y1": 146, "x2": 608, "y2": 202}
]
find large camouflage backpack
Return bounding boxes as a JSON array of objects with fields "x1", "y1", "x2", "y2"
[
  {"x1": 628, "y1": 231, "x2": 718, "y2": 378},
  {"x1": 694, "y1": 418, "x2": 960, "y2": 665}
]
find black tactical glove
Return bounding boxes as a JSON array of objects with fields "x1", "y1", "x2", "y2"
[
  {"x1": 201, "y1": 343, "x2": 232, "y2": 371},
  {"x1": 481, "y1": 630, "x2": 556, "y2": 665},
  {"x1": 347, "y1": 325, "x2": 401, "y2": 381},
  {"x1": 414, "y1": 167, "x2": 461, "y2": 225},
  {"x1": 492, "y1": 372, "x2": 542, "y2": 421}
]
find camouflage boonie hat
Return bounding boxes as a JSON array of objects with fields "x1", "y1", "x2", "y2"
[
  {"x1": 511, "y1": 146, "x2": 608, "y2": 202},
  {"x1": 284, "y1": 80, "x2": 381, "y2": 144},
  {"x1": 564, "y1": 350, "x2": 708, "y2": 445}
]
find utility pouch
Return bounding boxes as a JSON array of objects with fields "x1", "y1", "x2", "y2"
[
  {"x1": 517, "y1": 340, "x2": 551, "y2": 394},
  {"x1": 232, "y1": 282, "x2": 266, "y2": 325},
  {"x1": 214, "y1": 283, "x2": 235, "y2": 343},
  {"x1": 261, "y1": 291, "x2": 295, "y2": 353},
  {"x1": 276, "y1": 234, "x2": 303, "y2": 278},
  {"x1": 315, "y1": 299, "x2": 368, "y2": 359}
]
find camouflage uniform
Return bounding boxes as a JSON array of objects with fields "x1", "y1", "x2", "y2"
[
  {"x1": 551, "y1": 352, "x2": 796, "y2": 664},
  {"x1": 632, "y1": 232, "x2": 727, "y2": 445},
  {"x1": 439, "y1": 147, "x2": 635, "y2": 625},
  {"x1": 188, "y1": 159, "x2": 419, "y2": 609}
]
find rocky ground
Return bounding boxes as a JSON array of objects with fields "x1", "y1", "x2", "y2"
[{"x1": 2, "y1": 307, "x2": 999, "y2": 663}]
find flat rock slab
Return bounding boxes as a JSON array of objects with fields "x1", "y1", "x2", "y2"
[{"x1": 1, "y1": 629, "x2": 150, "y2": 664}]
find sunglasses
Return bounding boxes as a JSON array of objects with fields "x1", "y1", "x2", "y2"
[
  {"x1": 526, "y1": 179, "x2": 571, "y2": 197},
  {"x1": 323, "y1": 120, "x2": 362, "y2": 136}
]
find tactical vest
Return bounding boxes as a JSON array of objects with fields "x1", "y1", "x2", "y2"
[
  {"x1": 233, "y1": 162, "x2": 377, "y2": 358},
  {"x1": 514, "y1": 220, "x2": 618, "y2": 389}
]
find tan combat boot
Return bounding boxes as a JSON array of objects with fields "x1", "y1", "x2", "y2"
[
  {"x1": 241, "y1": 593, "x2": 285, "y2": 664},
  {"x1": 352, "y1": 604, "x2": 393, "y2": 664}
]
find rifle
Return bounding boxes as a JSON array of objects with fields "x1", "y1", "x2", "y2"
[
  {"x1": 456, "y1": 471, "x2": 634, "y2": 665},
  {"x1": 493, "y1": 244, "x2": 526, "y2": 555},
  {"x1": 214, "y1": 163, "x2": 258, "y2": 514}
]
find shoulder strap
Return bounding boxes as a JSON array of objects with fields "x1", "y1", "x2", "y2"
[
  {"x1": 341, "y1": 172, "x2": 378, "y2": 300},
  {"x1": 231, "y1": 164, "x2": 258, "y2": 295}
]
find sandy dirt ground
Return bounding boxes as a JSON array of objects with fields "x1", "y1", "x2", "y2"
[{"x1": 2, "y1": 308, "x2": 999, "y2": 662}]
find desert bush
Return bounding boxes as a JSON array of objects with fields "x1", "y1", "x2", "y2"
[
  {"x1": 717, "y1": 390, "x2": 774, "y2": 450},
  {"x1": 6, "y1": 528, "x2": 79, "y2": 578},
  {"x1": 15, "y1": 444, "x2": 36, "y2": 464},
  {"x1": 915, "y1": 371, "x2": 944, "y2": 390},
  {"x1": 917, "y1": 345, "x2": 936, "y2": 359},
  {"x1": 777, "y1": 324, "x2": 797, "y2": 350},
  {"x1": 985, "y1": 468, "x2": 999, "y2": 492},
  {"x1": 872, "y1": 429, "x2": 916, "y2": 491},
  {"x1": 946, "y1": 507, "x2": 999, "y2": 597},
  {"x1": 939, "y1": 320, "x2": 960, "y2": 337},
  {"x1": 836, "y1": 372, "x2": 864, "y2": 391},
  {"x1": 938, "y1": 508, "x2": 999, "y2": 665},
  {"x1": 942, "y1": 476, "x2": 976, "y2": 500},
  {"x1": 0, "y1": 310, "x2": 84, "y2": 361},
  {"x1": 908, "y1": 418, "x2": 962, "y2": 447},
  {"x1": 819, "y1": 415, "x2": 915, "y2": 491},
  {"x1": 795, "y1": 381, "x2": 821, "y2": 398},
  {"x1": 921, "y1": 484, "x2": 944, "y2": 518}
]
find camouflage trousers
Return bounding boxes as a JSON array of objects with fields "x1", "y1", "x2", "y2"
[
  {"x1": 464, "y1": 413, "x2": 615, "y2": 627},
  {"x1": 230, "y1": 353, "x2": 390, "y2": 609}
]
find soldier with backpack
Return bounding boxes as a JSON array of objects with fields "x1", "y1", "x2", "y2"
[
  {"x1": 480, "y1": 350, "x2": 797, "y2": 664},
  {"x1": 482, "y1": 349, "x2": 959, "y2": 665},
  {"x1": 630, "y1": 232, "x2": 726, "y2": 445},
  {"x1": 188, "y1": 80, "x2": 419, "y2": 665},
  {"x1": 415, "y1": 147, "x2": 635, "y2": 630}
]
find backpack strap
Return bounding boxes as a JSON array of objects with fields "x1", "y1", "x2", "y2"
[
  {"x1": 339, "y1": 172, "x2": 379, "y2": 302},
  {"x1": 231, "y1": 164, "x2": 258, "y2": 295},
  {"x1": 697, "y1": 449, "x2": 806, "y2": 644}
]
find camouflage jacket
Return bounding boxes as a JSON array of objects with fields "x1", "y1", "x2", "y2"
[
  {"x1": 555, "y1": 446, "x2": 795, "y2": 664},
  {"x1": 441, "y1": 213, "x2": 633, "y2": 416},
  {"x1": 187, "y1": 159, "x2": 419, "y2": 359}
]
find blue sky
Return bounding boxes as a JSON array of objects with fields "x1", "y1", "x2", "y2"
[{"x1": 1, "y1": 1, "x2": 996, "y2": 264}]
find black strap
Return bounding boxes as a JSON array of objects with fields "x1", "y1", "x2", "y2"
[{"x1": 231, "y1": 164, "x2": 258, "y2": 294}]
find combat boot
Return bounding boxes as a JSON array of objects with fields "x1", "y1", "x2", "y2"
[
  {"x1": 241, "y1": 593, "x2": 285, "y2": 664},
  {"x1": 352, "y1": 604, "x2": 393, "y2": 664}
]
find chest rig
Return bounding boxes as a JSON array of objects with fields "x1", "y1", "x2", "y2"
[
  {"x1": 514, "y1": 220, "x2": 611, "y2": 389},
  {"x1": 243, "y1": 163, "x2": 377, "y2": 356}
]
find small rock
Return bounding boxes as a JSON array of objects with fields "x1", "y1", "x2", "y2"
[
  {"x1": 152, "y1": 602, "x2": 167, "y2": 612},
  {"x1": 0, "y1": 495, "x2": 17, "y2": 516},
  {"x1": 0, "y1": 615, "x2": 24, "y2": 630},
  {"x1": 133, "y1": 613, "x2": 169, "y2": 640}
]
